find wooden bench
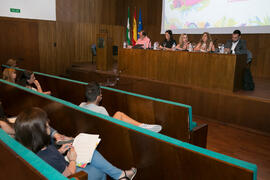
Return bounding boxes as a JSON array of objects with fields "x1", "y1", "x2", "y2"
[
  {"x1": 3, "y1": 65, "x2": 207, "y2": 147},
  {"x1": 67, "y1": 65, "x2": 270, "y2": 136},
  {"x1": 36, "y1": 72, "x2": 208, "y2": 147},
  {"x1": 0, "y1": 79, "x2": 257, "y2": 180}
]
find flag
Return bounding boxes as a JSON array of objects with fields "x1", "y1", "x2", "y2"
[
  {"x1": 138, "y1": 9, "x2": 143, "y2": 38},
  {"x1": 126, "y1": 7, "x2": 131, "y2": 45},
  {"x1": 132, "y1": 8, "x2": 137, "y2": 46}
]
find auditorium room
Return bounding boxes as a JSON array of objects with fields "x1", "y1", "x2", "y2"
[{"x1": 1, "y1": 0, "x2": 270, "y2": 179}]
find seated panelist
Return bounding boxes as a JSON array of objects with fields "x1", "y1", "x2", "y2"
[
  {"x1": 176, "y1": 33, "x2": 190, "y2": 51},
  {"x1": 224, "y1": 30, "x2": 247, "y2": 55},
  {"x1": 160, "y1": 30, "x2": 177, "y2": 50},
  {"x1": 224, "y1": 30, "x2": 252, "y2": 63},
  {"x1": 194, "y1": 32, "x2": 215, "y2": 52},
  {"x1": 135, "y1": 30, "x2": 151, "y2": 49}
]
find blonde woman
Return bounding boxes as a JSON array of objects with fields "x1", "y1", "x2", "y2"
[
  {"x1": 194, "y1": 32, "x2": 215, "y2": 52},
  {"x1": 2, "y1": 68, "x2": 16, "y2": 83},
  {"x1": 176, "y1": 33, "x2": 190, "y2": 51}
]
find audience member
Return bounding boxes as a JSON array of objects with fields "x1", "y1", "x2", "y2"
[
  {"x1": 80, "y1": 82, "x2": 162, "y2": 133},
  {"x1": 2, "y1": 68, "x2": 16, "y2": 83},
  {"x1": 17, "y1": 71, "x2": 51, "y2": 95},
  {"x1": 6, "y1": 58, "x2": 17, "y2": 67},
  {"x1": 14, "y1": 107, "x2": 137, "y2": 180}
]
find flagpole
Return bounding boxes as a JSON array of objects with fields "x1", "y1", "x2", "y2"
[{"x1": 126, "y1": 7, "x2": 131, "y2": 45}]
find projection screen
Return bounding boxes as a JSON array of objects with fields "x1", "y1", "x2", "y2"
[
  {"x1": 0, "y1": 0, "x2": 56, "y2": 21},
  {"x1": 161, "y1": 0, "x2": 270, "y2": 34}
]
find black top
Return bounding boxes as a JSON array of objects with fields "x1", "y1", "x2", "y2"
[
  {"x1": 161, "y1": 39, "x2": 177, "y2": 48},
  {"x1": 37, "y1": 144, "x2": 68, "y2": 173}
]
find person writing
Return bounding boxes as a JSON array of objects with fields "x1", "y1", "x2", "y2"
[
  {"x1": 14, "y1": 107, "x2": 137, "y2": 180},
  {"x1": 224, "y1": 30, "x2": 247, "y2": 55},
  {"x1": 135, "y1": 30, "x2": 151, "y2": 49},
  {"x1": 80, "y1": 82, "x2": 162, "y2": 133},
  {"x1": 176, "y1": 33, "x2": 190, "y2": 51},
  {"x1": 160, "y1": 30, "x2": 177, "y2": 50},
  {"x1": 194, "y1": 32, "x2": 215, "y2": 52}
]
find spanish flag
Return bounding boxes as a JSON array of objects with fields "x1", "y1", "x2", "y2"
[{"x1": 132, "y1": 8, "x2": 137, "y2": 46}]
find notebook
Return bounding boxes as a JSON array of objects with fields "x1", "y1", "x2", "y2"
[{"x1": 65, "y1": 133, "x2": 101, "y2": 168}]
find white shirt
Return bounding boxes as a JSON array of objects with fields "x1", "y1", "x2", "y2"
[
  {"x1": 79, "y1": 102, "x2": 109, "y2": 116},
  {"x1": 231, "y1": 40, "x2": 239, "y2": 54}
]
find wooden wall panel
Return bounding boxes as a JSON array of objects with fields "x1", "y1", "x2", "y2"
[
  {"x1": 55, "y1": 22, "x2": 76, "y2": 74},
  {"x1": 36, "y1": 20, "x2": 127, "y2": 74},
  {"x1": 38, "y1": 21, "x2": 57, "y2": 74},
  {"x1": 56, "y1": 0, "x2": 125, "y2": 25},
  {"x1": 73, "y1": 23, "x2": 125, "y2": 64},
  {"x1": 0, "y1": 17, "x2": 40, "y2": 71}
]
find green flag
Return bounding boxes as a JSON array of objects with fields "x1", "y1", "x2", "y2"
[{"x1": 126, "y1": 7, "x2": 131, "y2": 45}]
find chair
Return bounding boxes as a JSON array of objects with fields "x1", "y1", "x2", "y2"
[
  {"x1": 91, "y1": 44, "x2": 97, "y2": 64},
  {"x1": 246, "y1": 50, "x2": 253, "y2": 64}
]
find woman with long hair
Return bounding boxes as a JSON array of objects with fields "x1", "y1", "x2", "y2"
[
  {"x1": 160, "y1": 30, "x2": 177, "y2": 50},
  {"x1": 14, "y1": 107, "x2": 137, "y2": 180},
  {"x1": 17, "y1": 71, "x2": 51, "y2": 95},
  {"x1": 2, "y1": 68, "x2": 16, "y2": 83},
  {"x1": 176, "y1": 33, "x2": 190, "y2": 51},
  {"x1": 194, "y1": 32, "x2": 215, "y2": 52}
]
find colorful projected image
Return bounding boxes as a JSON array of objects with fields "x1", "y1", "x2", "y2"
[{"x1": 163, "y1": 0, "x2": 270, "y2": 31}]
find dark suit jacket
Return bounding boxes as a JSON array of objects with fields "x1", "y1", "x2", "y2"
[{"x1": 225, "y1": 39, "x2": 247, "y2": 55}]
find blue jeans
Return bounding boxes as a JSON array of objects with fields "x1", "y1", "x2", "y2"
[{"x1": 76, "y1": 150, "x2": 122, "y2": 180}]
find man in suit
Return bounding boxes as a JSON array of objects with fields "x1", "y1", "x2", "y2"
[
  {"x1": 225, "y1": 30, "x2": 254, "y2": 90},
  {"x1": 225, "y1": 30, "x2": 247, "y2": 54}
]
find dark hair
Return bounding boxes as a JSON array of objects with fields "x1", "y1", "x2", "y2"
[
  {"x1": 140, "y1": 30, "x2": 147, "y2": 36},
  {"x1": 15, "y1": 107, "x2": 50, "y2": 153},
  {"x1": 85, "y1": 82, "x2": 101, "y2": 102},
  {"x1": 17, "y1": 71, "x2": 33, "y2": 87},
  {"x1": 165, "y1": 30, "x2": 173, "y2": 40},
  {"x1": 233, "y1": 30, "x2": 241, "y2": 36}
]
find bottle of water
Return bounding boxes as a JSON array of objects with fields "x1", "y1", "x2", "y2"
[
  {"x1": 144, "y1": 42, "x2": 147, "y2": 49},
  {"x1": 172, "y1": 43, "x2": 176, "y2": 50},
  {"x1": 218, "y1": 44, "x2": 222, "y2": 53},
  {"x1": 221, "y1": 44, "x2": 224, "y2": 54},
  {"x1": 188, "y1": 43, "x2": 193, "y2": 52},
  {"x1": 123, "y1": 41, "x2": 127, "y2": 48},
  {"x1": 153, "y1": 42, "x2": 157, "y2": 50}
]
